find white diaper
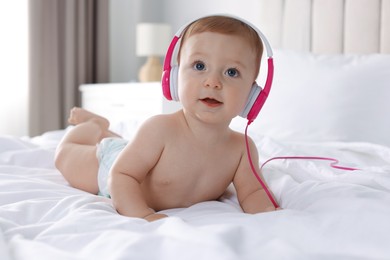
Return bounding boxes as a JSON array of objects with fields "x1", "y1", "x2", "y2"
[{"x1": 96, "y1": 137, "x2": 128, "y2": 197}]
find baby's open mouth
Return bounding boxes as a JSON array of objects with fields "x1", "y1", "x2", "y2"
[{"x1": 200, "y1": 98, "x2": 223, "y2": 107}]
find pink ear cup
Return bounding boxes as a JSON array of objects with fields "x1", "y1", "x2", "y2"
[
  {"x1": 162, "y1": 69, "x2": 172, "y2": 100},
  {"x1": 169, "y1": 66, "x2": 179, "y2": 101},
  {"x1": 162, "y1": 36, "x2": 180, "y2": 101},
  {"x1": 246, "y1": 91, "x2": 267, "y2": 123},
  {"x1": 240, "y1": 83, "x2": 262, "y2": 119},
  {"x1": 246, "y1": 58, "x2": 274, "y2": 124},
  {"x1": 162, "y1": 66, "x2": 179, "y2": 101}
]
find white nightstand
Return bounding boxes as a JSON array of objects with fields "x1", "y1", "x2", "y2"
[{"x1": 79, "y1": 82, "x2": 181, "y2": 124}]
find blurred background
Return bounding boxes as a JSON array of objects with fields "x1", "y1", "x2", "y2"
[{"x1": 0, "y1": 0, "x2": 265, "y2": 137}]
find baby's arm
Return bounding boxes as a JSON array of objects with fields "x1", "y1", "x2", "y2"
[
  {"x1": 109, "y1": 116, "x2": 168, "y2": 221},
  {"x1": 233, "y1": 136, "x2": 278, "y2": 213}
]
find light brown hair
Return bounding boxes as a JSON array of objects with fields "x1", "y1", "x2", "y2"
[{"x1": 178, "y1": 15, "x2": 263, "y2": 78}]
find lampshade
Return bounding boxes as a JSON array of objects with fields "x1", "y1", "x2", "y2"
[{"x1": 136, "y1": 23, "x2": 171, "y2": 57}]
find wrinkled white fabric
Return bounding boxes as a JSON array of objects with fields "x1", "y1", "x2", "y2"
[{"x1": 1, "y1": 129, "x2": 390, "y2": 260}]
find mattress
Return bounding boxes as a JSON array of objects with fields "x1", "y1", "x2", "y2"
[{"x1": 1, "y1": 126, "x2": 390, "y2": 259}]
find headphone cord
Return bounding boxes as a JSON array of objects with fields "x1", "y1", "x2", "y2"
[
  {"x1": 244, "y1": 123, "x2": 280, "y2": 209},
  {"x1": 261, "y1": 156, "x2": 359, "y2": 171},
  {"x1": 244, "y1": 123, "x2": 360, "y2": 210}
]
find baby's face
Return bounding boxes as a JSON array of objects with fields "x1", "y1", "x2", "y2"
[{"x1": 178, "y1": 31, "x2": 258, "y2": 124}]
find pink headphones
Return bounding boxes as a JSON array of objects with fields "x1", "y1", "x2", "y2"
[{"x1": 161, "y1": 15, "x2": 274, "y2": 124}]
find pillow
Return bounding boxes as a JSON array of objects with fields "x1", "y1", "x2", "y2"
[{"x1": 234, "y1": 49, "x2": 390, "y2": 147}]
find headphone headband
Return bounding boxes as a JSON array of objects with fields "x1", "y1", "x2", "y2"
[{"x1": 174, "y1": 15, "x2": 273, "y2": 57}]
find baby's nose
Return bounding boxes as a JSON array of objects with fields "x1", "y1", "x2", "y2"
[{"x1": 204, "y1": 73, "x2": 222, "y2": 89}]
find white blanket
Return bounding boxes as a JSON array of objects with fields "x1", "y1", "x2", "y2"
[{"x1": 1, "y1": 128, "x2": 390, "y2": 260}]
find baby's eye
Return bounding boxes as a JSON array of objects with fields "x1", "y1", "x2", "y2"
[
  {"x1": 193, "y1": 61, "x2": 205, "y2": 71},
  {"x1": 226, "y1": 68, "x2": 239, "y2": 78}
]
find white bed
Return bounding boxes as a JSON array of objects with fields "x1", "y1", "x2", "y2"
[{"x1": 2, "y1": 1, "x2": 390, "y2": 259}]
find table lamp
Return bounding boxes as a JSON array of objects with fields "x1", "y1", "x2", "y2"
[{"x1": 136, "y1": 23, "x2": 171, "y2": 82}]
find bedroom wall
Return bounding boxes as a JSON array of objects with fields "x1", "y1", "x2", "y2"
[
  {"x1": 161, "y1": 0, "x2": 263, "y2": 31},
  {"x1": 109, "y1": 0, "x2": 165, "y2": 82},
  {"x1": 109, "y1": 0, "x2": 264, "y2": 82}
]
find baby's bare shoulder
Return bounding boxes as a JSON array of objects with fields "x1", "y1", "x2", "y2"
[
  {"x1": 138, "y1": 112, "x2": 181, "y2": 135},
  {"x1": 227, "y1": 129, "x2": 259, "y2": 158},
  {"x1": 229, "y1": 129, "x2": 246, "y2": 146},
  {"x1": 128, "y1": 113, "x2": 180, "y2": 150}
]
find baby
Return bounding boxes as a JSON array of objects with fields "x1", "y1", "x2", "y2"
[{"x1": 55, "y1": 15, "x2": 278, "y2": 222}]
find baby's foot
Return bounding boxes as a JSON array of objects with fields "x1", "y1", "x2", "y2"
[{"x1": 68, "y1": 107, "x2": 109, "y2": 127}]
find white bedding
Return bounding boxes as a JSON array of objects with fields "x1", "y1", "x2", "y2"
[{"x1": 1, "y1": 126, "x2": 390, "y2": 260}]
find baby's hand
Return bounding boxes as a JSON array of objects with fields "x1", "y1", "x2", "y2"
[{"x1": 144, "y1": 213, "x2": 168, "y2": 222}]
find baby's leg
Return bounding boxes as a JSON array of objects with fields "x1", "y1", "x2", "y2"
[
  {"x1": 68, "y1": 107, "x2": 121, "y2": 138},
  {"x1": 55, "y1": 107, "x2": 116, "y2": 194}
]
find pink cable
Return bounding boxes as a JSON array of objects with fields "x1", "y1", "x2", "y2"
[
  {"x1": 244, "y1": 124, "x2": 280, "y2": 208},
  {"x1": 244, "y1": 123, "x2": 360, "y2": 210},
  {"x1": 261, "y1": 156, "x2": 360, "y2": 171}
]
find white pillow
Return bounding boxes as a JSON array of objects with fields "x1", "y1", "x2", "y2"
[{"x1": 238, "y1": 49, "x2": 390, "y2": 147}]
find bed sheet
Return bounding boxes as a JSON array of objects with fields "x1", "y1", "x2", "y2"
[{"x1": 1, "y1": 127, "x2": 390, "y2": 260}]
